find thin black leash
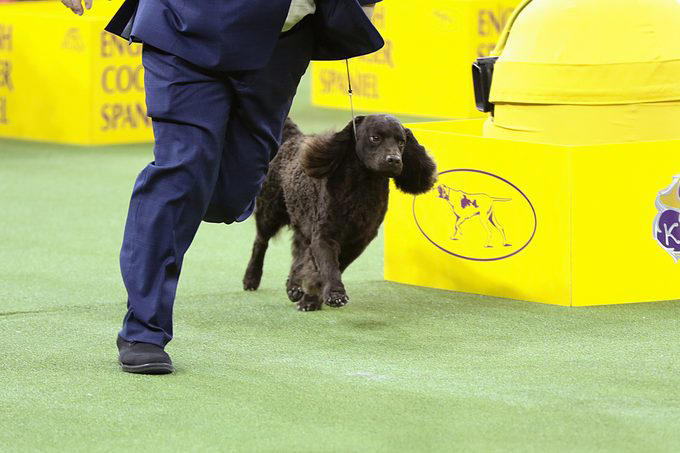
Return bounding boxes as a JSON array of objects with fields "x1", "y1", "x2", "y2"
[{"x1": 345, "y1": 59, "x2": 357, "y2": 138}]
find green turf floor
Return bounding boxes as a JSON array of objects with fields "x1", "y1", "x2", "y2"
[{"x1": 1, "y1": 75, "x2": 680, "y2": 452}]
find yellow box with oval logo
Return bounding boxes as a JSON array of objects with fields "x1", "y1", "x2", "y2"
[
  {"x1": 385, "y1": 119, "x2": 680, "y2": 306},
  {"x1": 310, "y1": 0, "x2": 520, "y2": 119},
  {"x1": 0, "y1": 1, "x2": 151, "y2": 145}
]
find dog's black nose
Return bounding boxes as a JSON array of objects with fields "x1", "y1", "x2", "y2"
[{"x1": 386, "y1": 155, "x2": 402, "y2": 165}]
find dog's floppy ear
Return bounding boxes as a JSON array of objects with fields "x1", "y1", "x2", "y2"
[
  {"x1": 301, "y1": 117, "x2": 364, "y2": 179},
  {"x1": 394, "y1": 128, "x2": 438, "y2": 194}
]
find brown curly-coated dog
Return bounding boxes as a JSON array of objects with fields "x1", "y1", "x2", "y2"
[{"x1": 243, "y1": 115, "x2": 437, "y2": 311}]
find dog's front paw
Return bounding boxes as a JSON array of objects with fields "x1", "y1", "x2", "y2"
[
  {"x1": 243, "y1": 274, "x2": 261, "y2": 291},
  {"x1": 287, "y1": 285, "x2": 304, "y2": 302},
  {"x1": 324, "y1": 291, "x2": 349, "y2": 308},
  {"x1": 297, "y1": 295, "x2": 322, "y2": 312}
]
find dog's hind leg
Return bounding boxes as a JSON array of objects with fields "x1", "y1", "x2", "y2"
[
  {"x1": 286, "y1": 231, "x2": 308, "y2": 302},
  {"x1": 296, "y1": 251, "x2": 324, "y2": 311},
  {"x1": 243, "y1": 235, "x2": 269, "y2": 291},
  {"x1": 243, "y1": 184, "x2": 289, "y2": 291},
  {"x1": 296, "y1": 293, "x2": 322, "y2": 312}
]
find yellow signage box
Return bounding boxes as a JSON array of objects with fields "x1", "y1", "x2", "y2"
[
  {"x1": 385, "y1": 119, "x2": 680, "y2": 306},
  {"x1": 0, "y1": 1, "x2": 151, "y2": 145},
  {"x1": 311, "y1": 0, "x2": 520, "y2": 119}
]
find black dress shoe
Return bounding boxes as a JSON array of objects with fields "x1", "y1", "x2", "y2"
[{"x1": 117, "y1": 336, "x2": 174, "y2": 375}]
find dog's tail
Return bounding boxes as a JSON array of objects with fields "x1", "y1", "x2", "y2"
[{"x1": 282, "y1": 117, "x2": 303, "y2": 143}]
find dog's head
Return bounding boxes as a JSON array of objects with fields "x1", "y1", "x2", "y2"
[
  {"x1": 302, "y1": 114, "x2": 437, "y2": 195},
  {"x1": 353, "y1": 115, "x2": 408, "y2": 177}
]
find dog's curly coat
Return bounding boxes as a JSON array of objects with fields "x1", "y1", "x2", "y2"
[{"x1": 243, "y1": 115, "x2": 437, "y2": 311}]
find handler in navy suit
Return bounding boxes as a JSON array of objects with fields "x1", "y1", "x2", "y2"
[{"x1": 62, "y1": 0, "x2": 383, "y2": 374}]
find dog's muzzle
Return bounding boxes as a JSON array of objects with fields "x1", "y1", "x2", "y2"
[{"x1": 382, "y1": 154, "x2": 403, "y2": 175}]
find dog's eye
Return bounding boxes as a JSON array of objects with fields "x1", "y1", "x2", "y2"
[
  {"x1": 398, "y1": 140, "x2": 405, "y2": 149},
  {"x1": 369, "y1": 135, "x2": 382, "y2": 143}
]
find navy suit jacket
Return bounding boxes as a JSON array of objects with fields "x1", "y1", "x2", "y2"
[{"x1": 105, "y1": 0, "x2": 384, "y2": 71}]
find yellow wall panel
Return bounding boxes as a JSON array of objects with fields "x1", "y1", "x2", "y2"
[
  {"x1": 570, "y1": 143, "x2": 680, "y2": 306},
  {"x1": 311, "y1": 0, "x2": 521, "y2": 119},
  {"x1": 0, "y1": 1, "x2": 151, "y2": 145}
]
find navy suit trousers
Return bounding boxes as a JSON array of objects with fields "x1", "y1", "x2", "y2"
[{"x1": 119, "y1": 22, "x2": 314, "y2": 346}]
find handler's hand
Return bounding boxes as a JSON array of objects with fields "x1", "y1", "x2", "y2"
[{"x1": 61, "y1": 0, "x2": 93, "y2": 16}]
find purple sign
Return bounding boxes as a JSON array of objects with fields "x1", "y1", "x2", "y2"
[
  {"x1": 656, "y1": 210, "x2": 680, "y2": 252},
  {"x1": 654, "y1": 176, "x2": 680, "y2": 261}
]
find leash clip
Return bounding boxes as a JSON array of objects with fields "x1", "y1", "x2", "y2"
[{"x1": 345, "y1": 59, "x2": 357, "y2": 138}]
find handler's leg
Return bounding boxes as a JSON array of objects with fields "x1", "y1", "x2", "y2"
[
  {"x1": 119, "y1": 45, "x2": 232, "y2": 348},
  {"x1": 203, "y1": 21, "x2": 315, "y2": 224}
]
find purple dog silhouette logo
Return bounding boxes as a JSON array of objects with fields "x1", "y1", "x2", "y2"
[
  {"x1": 654, "y1": 176, "x2": 680, "y2": 261},
  {"x1": 413, "y1": 169, "x2": 536, "y2": 261},
  {"x1": 437, "y1": 184, "x2": 511, "y2": 248}
]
